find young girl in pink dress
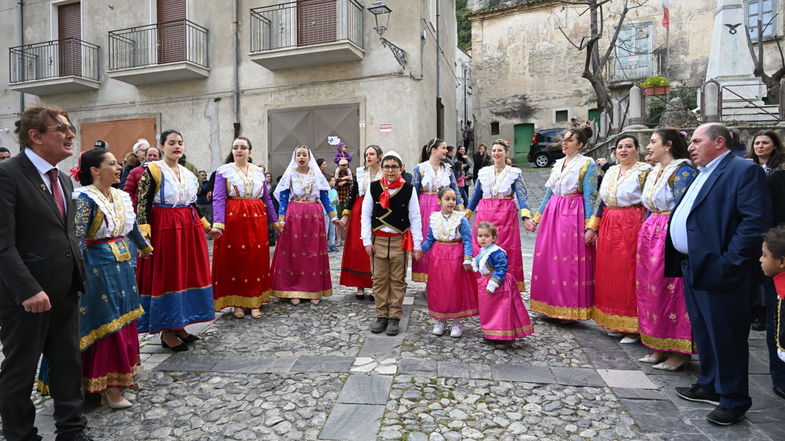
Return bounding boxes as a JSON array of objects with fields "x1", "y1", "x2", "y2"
[
  {"x1": 418, "y1": 187, "x2": 478, "y2": 338},
  {"x1": 473, "y1": 222, "x2": 534, "y2": 344}
]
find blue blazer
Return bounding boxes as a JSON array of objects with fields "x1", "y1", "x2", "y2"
[{"x1": 664, "y1": 153, "x2": 771, "y2": 292}]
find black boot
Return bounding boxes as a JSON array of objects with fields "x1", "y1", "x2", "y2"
[
  {"x1": 751, "y1": 305, "x2": 766, "y2": 331},
  {"x1": 386, "y1": 319, "x2": 400, "y2": 336},
  {"x1": 371, "y1": 318, "x2": 388, "y2": 333}
]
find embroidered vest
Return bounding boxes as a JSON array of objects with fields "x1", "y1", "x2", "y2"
[{"x1": 370, "y1": 181, "x2": 413, "y2": 233}]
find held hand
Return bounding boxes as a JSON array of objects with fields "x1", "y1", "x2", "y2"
[
  {"x1": 206, "y1": 191, "x2": 213, "y2": 202},
  {"x1": 22, "y1": 291, "x2": 51, "y2": 313},
  {"x1": 208, "y1": 228, "x2": 223, "y2": 240},
  {"x1": 485, "y1": 290, "x2": 494, "y2": 296},
  {"x1": 274, "y1": 223, "x2": 284, "y2": 234},
  {"x1": 339, "y1": 216, "x2": 349, "y2": 231},
  {"x1": 412, "y1": 250, "x2": 423, "y2": 261},
  {"x1": 523, "y1": 218, "x2": 535, "y2": 232},
  {"x1": 140, "y1": 248, "x2": 153, "y2": 258},
  {"x1": 365, "y1": 245, "x2": 374, "y2": 257},
  {"x1": 463, "y1": 263, "x2": 473, "y2": 272},
  {"x1": 584, "y1": 229, "x2": 597, "y2": 246},
  {"x1": 331, "y1": 218, "x2": 340, "y2": 227}
]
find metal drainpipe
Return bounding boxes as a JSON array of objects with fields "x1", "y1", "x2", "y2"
[
  {"x1": 18, "y1": 0, "x2": 25, "y2": 113},
  {"x1": 435, "y1": 0, "x2": 440, "y2": 100},
  {"x1": 232, "y1": 0, "x2": 240, "y2": 138}
]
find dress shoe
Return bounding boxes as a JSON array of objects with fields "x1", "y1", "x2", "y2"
[
  {"x1": 706, "y1": 405, "x2": 746, "y2": 426},
  {"x1": 386, "y1": 319, "x2": 400, "y2": 336},
  {"x1": 638, "y1": 353, "x2": 667, "y2": 364},
  {"x1": 101, "y1": 391, "x2": 132, "y2": 409},
  {"x1": 290, "y1": 298, "x2": 301, "y2": 305},
  {"x1": 619, "y1": 334, "x2": 640, "y2": 344},
  {"x1": 371, "y1": 317, "x2": 388, "y2": 333},
  {"x1": 674, "y1": 384, "x2": 720, "y2": 406},
  {"x1": 355, "y1": 294, "x2": 366, "y2": 301},
  {"x1": 773, "y1": 386, "x2": 785, "y2": 400},
  {"x1": 607, "y1": 331, "x2": 624, "y2": 338},
  {"x1": 368, "y1": 294, "x2": 375, "y2": 301},
  {"x1": 233, "y1": 308, "x2": 246, "y2": 319},
  {"x1": 178, "y1": 334, "x2": 200, "y2": 343},
  {"x1": 250, "y1": 309, "x2": 263, "y2": 319},
  {"x1": 161, "y1": 335, "x2": 188, "y2": 352},
  {"x1": 310, "y1": 299, "x2": 320, "y2": 305},
  {"x1": 652, "y1": 360, "x2": 686, "y2": 371}
]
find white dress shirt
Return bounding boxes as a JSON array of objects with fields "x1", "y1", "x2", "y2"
[
  {"x1": 360, "y1": 185, "x2": 422, "y2": 250},
  {"x1": 669, "y1": 150, "x2": 731, "y2": 254},
  {"x1": 25, "y1": 148, "x2": 68, "y2": 214}
]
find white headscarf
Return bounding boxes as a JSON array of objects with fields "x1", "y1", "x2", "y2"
[{"x1": 273, "y1": 146, "x2": 330, "y2": 201}]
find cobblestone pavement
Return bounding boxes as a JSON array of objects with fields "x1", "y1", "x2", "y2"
[{"x1": 4, "y1": 165, "x2": 784, "y2": 441}]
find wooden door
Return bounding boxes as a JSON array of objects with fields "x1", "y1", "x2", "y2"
[
  {"x1": 297, "y1": 0, "x2": 336, "y2": 47},
  {"x1": 58, "y1": 2, "x2": 81, "y2": 77},
  {"x1": 158, "y1": 0, "x2": 186, "y2": 64},
  {"x1": 80, "y1": 118, "x2": 158, "y2": 162}
]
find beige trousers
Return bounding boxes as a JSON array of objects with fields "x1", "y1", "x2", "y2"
[{"x1": 372, "y1": 235, "x2": 408, "y2": 319}]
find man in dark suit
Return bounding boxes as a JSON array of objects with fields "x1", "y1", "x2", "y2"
[
  {"x1": 0, "y1": 106, "x2": 92, "y2": 441},
  {"x1": 666, "y1": 123, "x2": 771, "y2": 426}
]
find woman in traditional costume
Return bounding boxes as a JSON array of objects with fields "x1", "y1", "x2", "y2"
[
  {"x1": 412, "y1": 138, "x2": 463, "y2": 283},
  {"x1": 208, "y1": 137, "x2": 278, "y2": 319},
  {"x1": 271, "y1": 145, "x2": 337, "y2": 304},
  {"x1": 339, "y1": 145, "x2": 383, "y2": 300},
  {"x1": 637, "y1": 129, "x2": 697, "y2": 370},
  {"x1": 136, "y1": 129, "x2": 215, "y2": 351},
  {"x1": 530, "y1": 125, "x2": 600, "y2": 321},
  {"x1": 466, "y1": 139, "x2": 532, "y2": 292},
  {"x1": 40, "y1": 149, "x2": 152, "y2": 408},
  {"x1": 591, "y1": 135, "x2": 652, "y2": 343}
]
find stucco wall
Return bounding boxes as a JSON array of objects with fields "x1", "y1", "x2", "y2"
[{"x1": 0, "y1": 0, "x2": 458, "y2": 174}]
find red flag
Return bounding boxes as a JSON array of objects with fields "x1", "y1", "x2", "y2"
[{"x1": 662, "y1": 0, "x2": 670, "y2": 28}]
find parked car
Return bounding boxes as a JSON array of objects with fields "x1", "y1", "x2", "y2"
[{"x1": 528, "y1": 128, "x2": 566, "y2": 167}]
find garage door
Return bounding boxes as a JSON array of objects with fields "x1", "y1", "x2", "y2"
[
  {"x1": 80, "y1": 118, "x2": 158, "y2": 161},
  {"x1": 268, "y1": 104, "x2": 359, "y2": 179}
]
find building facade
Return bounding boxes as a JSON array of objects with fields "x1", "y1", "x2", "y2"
[
  {"x1": 467, "y1": 0, "x2": 785, "y2": 162},
  {"x1": 0, "y1": 0, "x2": 459, "y2": 176}
]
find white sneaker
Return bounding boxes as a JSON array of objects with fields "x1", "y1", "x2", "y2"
[
  {"x1": 450, "y1": 322, "x2": 463, "y2": 338},
  {"x1": 432, "y1": 321, "x2": 446, "y2": 336}
]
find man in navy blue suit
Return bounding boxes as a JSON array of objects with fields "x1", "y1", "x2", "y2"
[{"x1": 666, "y1": 123, "x2": 771, "y2": 426}]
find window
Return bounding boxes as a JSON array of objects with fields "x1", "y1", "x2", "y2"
[
  {"x1": 554, "y1": 110, "x2": 569, "y2": 123},
  {"x1": 611, "y1": 22, "x2": 654, "y2": 82},
  {"x1": 490, "y1": 121, "x2": 500, "y2": 135},
  {"x1": 746, "y1": 0, "x2": 777, "y2": 40}
]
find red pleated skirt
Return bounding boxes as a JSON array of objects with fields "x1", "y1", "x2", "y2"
[
  {"x1": 212, "y1": 198, "x2": 271, "y2": 310},
  {"x1": 340, "y1": 196, "x2": 372, "y2": 289},
  {"x1": 426, "y1": 241, "x2": 479, "y2": 319},
  {"x1": 592, "y1": 206, "x2": 646, "y2": 333}
]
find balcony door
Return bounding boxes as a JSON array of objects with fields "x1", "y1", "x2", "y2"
[
  {"x1": 158, "y1": 0, "x2": 186, "y2": 64},
  {"x1": 58, "y1": 2, "x2": 81, "y2": 77},
  {"x1": 297, "y1": 0, "x2": 336, "y2": 47}
]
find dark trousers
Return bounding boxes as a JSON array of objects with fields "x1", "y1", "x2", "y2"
[
  {"x1": 763, "y1": 277, "x2": 785, "y2": 387},
  {"x1": 682, "y1": 260, "x2": 752, "y2": 411},
  {"x1": 0, "y1": 294, "x2": 86, "y2": 441}
]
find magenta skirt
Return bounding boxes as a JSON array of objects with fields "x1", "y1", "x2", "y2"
[
  {"x1": 412, "y1": 193, "x2": 440, "y2": 283},
  {"x1": 426, "y1": 241, "x2": 479, "y2": 319},
  {"x1": 636, "y1": 213, "x2": 694, "y2": 354},
  {"x1": 530, "y1": 194, "x2": 595, "y2": 320},
  {"x1": 471, "y1": 198, "x2": 525, "y2": 291},
  {"x1": 478, "y1": 276, "x2": 534, "y2": 340},
  {"x1": 271, "y1": 201, "x2": 332, "y2": 299}
]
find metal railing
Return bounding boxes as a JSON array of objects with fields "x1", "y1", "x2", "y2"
[
  {"x1": 9, "y1": 38, "x2": 100, "y2": 83},
  {"x1": 108, "y1": 19, "x2": 209, "y2": 70},
  {"x1": 250, "y1": 0, "x2": 364, "y2": 53},
  {"x1": 721, "y1": 83, "x2": 782, "y2": 122}
]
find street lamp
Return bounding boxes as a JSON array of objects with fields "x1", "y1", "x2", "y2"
[{"x1": 367, "y1": 1, "x2": 407, "y2": 68}]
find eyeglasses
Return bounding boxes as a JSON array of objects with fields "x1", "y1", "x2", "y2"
[
  {"x1": 47, "y1": 124, "x2": 76, "y2": 135},
  {"x1": 382, "y1": 165, "x2": 400, "y2": 170},
  {"x1": 231, "y1": 145, "x2": 250, "y2": 150}
]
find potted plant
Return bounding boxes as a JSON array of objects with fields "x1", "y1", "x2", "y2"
[{"x1": 641, "y1": 76, "x2": 671, "y2": 96}]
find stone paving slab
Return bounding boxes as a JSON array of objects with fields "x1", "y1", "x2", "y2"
[
  {"x1": 491, "y1": 364, "x2": 555, "y2": 384},
  {"x1": 551, "y1": 367, "x2": 606, "y2": 387},
  {"x1": 319, "y1": 403, "x2": 385, "y2": 441},
  {"x1": 336, "y1": 375, "x2": 393, "y2": 405},
  {"x1": 597, "y1": 369, "x2": 658, "y2": 389}
]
